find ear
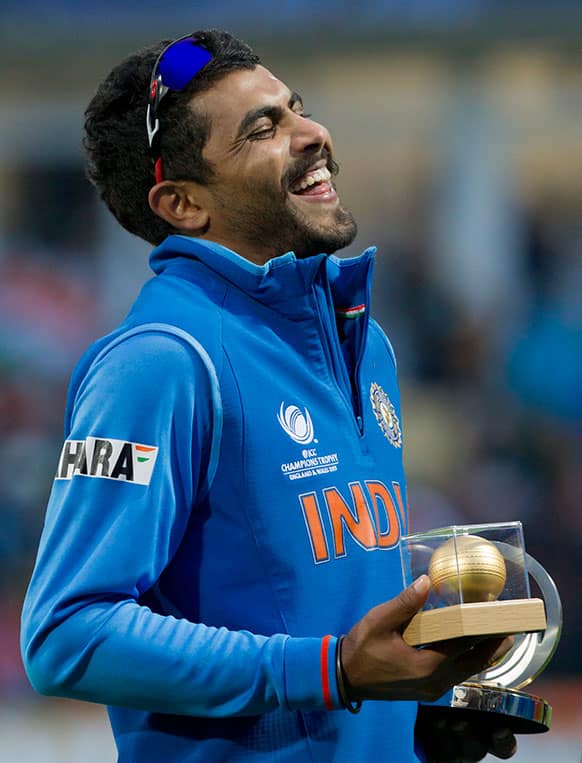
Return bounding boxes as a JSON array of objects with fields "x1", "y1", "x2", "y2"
[{"x1": 148, "y1": 180, "x2": 210, "y2": 235}]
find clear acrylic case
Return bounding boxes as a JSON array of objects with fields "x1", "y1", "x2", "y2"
[{"x1": 400, "y1": 522, "x2": 531, "y2": 612}]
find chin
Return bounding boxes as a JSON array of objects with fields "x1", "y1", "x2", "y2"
[
  {"x1": 295, "y1": 225, "x2": 358, "y2": 259},
  {"x1": 278, "y1": 194, "x2": 357, "y2": 257},
  {"x1": 314, "y1": 214, "x2": 358, "y2": 253}
]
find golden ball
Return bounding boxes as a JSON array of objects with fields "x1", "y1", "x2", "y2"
[{"x1": 428, "y1": 535, "x2": 507, "y2": 604}]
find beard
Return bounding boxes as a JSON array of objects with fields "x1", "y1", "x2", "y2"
[
  {"x1": 211, "y1": 157, "x2": 358, "y2": 262},
  {"x1": 278, "y1": 195, "x2": 358, "y2": 260}
]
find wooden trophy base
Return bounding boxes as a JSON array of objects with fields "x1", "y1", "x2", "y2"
[{"x1": 403, "y1": 598, "x2": 546, "y2": 647}]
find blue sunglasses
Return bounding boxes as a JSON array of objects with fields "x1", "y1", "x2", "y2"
[{"x1": 146, "y1": 36, "x2": 213, "y2": 182}]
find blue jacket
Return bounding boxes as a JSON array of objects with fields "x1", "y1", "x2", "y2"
[{"x1": 21, "y1": 235, "x2": 422, "y2": 762}]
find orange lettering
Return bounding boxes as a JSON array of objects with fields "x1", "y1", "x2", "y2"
[
  {"x1": 365, "y1": 480, "x2": 402, "y2": 548},
  {"x1": 392, "y1": 481, "x2": 408, "y2": 534},
  {"x1": 299, "y1": 492, "x2": 330, "y2": 563},
  {"x1": 324, "y1": 483, "x2": 377, "y2": 557}
]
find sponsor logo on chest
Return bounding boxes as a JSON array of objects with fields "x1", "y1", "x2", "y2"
[{"x1": 55, "y1": 437, "x2": 158, "y2": 486}]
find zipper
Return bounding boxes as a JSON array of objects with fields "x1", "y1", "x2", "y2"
[
  {"x1": 352, "y1": 319, "x2": 368, "y2": 435},
  {"x1": 311, "y1": 282, "x2": 365, "y2": 440},
  {"x1": 351, "y1": 257, "x2": 374, "y2": 437}
]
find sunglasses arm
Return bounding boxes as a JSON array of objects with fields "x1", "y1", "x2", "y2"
[
  {"x1": 146, "y1": 76, "x2": 170, "y2": 150},
  {"x1": 146, "y1": 104, "x2": 160, "y2": 150}
]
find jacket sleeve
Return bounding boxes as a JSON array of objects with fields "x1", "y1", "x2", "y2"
[{"x1": 20, "y1": 330, "x2": 342, "y2": 716}]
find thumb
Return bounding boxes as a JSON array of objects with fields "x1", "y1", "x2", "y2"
[
  {"x1": 372, "y1": 575, "x2": 431, "y2": 630},
  {"x1": 398, "y1": 574, "x2": 432, "y2": 616}
]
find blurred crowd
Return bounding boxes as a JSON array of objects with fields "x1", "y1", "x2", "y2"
[{"x1": 0, "y1": 164, "x2": 101, "y2": 696}]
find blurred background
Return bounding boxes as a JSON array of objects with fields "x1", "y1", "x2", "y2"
[{"x1": 1, "y1": 1, "x2": 581, "y2": 760}]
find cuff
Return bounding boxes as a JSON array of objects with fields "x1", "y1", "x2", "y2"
[{"x1": 283, "y1": 635, "x2": 342, "y2": 710}]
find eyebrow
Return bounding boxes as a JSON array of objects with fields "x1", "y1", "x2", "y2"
[{"x1": 235, "y1": 91, "x2": 304, "y2": 140}]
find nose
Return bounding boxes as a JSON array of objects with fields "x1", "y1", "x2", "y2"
[{"x1": 290, "y1": 114, "x2": 331, "y2": 157}]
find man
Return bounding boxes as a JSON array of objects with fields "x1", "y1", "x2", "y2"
[{"x1": 21, "y1": 30, "x2": 517, "y2": 762}]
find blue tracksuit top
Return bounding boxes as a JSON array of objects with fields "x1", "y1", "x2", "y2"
[{"x1": 21, "y1": 235, "x2": 422, "y2": 762}]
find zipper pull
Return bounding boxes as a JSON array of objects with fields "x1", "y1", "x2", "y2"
[{"x1": 356, "y1": 415, "x2": 364, "y2": 434}]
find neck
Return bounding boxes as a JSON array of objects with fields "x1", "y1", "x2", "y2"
[{"x1": 194, "y1": 231, "x2": 281, "y2": 266}]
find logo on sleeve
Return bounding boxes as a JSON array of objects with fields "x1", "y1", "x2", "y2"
[{"x1": 55, "y1": 437, "x2": 158, "y2": 486}]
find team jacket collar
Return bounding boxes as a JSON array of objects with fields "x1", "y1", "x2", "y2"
[{"x1": 150, "y1": 235, "x2": 377, "y2": 317}]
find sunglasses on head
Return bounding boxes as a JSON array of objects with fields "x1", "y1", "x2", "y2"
[{"x1": 146, "y1": 35, "x2": 213, "y2": 183}]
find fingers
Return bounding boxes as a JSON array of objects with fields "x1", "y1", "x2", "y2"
[
  {"x1": 487, "y1": 636, "x2": 515, "y2": 665},
  {"x1": 456, "y1": 636, "x2": 514, "y2": 676},
  {"x1": 417, "y1": 712, "x2": 515, "y2": 763},
  {"x1": 432, "y1": 634, "x2": 514, "y2": 662},
  {"x1": 421, "y1": 718, "x2": 470, "y2": 762},
  {"x1": 410, "y1": 635, "x2": 515, "y2": 702},
  {"x1": 453, "y1": 720, "x2": 489, "y2": 762},
  {"x1": 418, "y1": 634, "x2": 512, "y2": 684},
  {"x1": 488, "y1": 727, "x2": 517, "y2": 759},
  {"x1": 444, "y1": 722, "x2": 489, "y2": 763}
]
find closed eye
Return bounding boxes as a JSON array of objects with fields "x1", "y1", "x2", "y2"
[
  {"x1": 235, "y1": 92, "x2": 310, "y2": 144},
  {"x1": 248, "y1": 111, "x2": 313, "y2": 140},
  {"x1": 249, "y1": 125, "x2": 276, "y2": 140}
]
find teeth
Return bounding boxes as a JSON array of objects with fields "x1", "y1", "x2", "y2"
[{"x1": 290, "y1": 166, "x2": 331, "y2": 192}]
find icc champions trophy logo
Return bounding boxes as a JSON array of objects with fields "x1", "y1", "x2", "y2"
[{"x1": 277, "y1": 402, "x2": 315, "y2": 445}]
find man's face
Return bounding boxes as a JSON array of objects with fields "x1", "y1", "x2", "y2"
[{"x1": 192, "y1": 65, "x2": 357, "y2": 263}]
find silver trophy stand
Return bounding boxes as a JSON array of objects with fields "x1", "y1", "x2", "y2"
[{"x1": 421, "y1": 552, "x2": 562, "y2": 734}]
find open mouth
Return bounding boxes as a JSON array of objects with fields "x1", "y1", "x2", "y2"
[{"x1": 289, "y1": 166, "x2": 333, "y2": 196}]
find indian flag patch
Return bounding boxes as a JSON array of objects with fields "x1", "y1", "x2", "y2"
[{"x1": 335, "y1": 303, "x2": 366, "y2": 320}]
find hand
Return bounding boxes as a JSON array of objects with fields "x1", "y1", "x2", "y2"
[
  {"x1": 340, "y1": 575, "x2": 514, "y2": 703},
  {"x1": 415, "y1": 706, "x2": 517, "y2": 762}
]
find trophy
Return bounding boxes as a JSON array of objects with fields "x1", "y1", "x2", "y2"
[{"x1": 399, "y1": 522, "x2": 562, "y2": 733}]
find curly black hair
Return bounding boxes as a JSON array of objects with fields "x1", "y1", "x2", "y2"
[{"x1": 84, "y1": 30, "x2": 260, "y2": 245}]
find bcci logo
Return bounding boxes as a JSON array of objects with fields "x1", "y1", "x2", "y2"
[
  {"x1": 370, "y1": 382, "x2": 402, "y2": 448},
  {"x1": 277, "y1": 402, "x2": 315, "y2": 445}
]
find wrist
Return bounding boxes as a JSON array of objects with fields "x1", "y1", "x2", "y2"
[{"x1": 336, "y1": 635, "x2": 362, "y2": 714}]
